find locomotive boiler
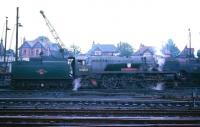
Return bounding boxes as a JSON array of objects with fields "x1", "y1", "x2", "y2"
[{"x1": 74, "y1": 55, "x2": 177, "y2": 89}]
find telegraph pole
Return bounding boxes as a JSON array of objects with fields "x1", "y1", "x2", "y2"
[
  {"x1": 15, "y1": 7, "x2": 19, "y2": 62},
  {"x1": 4, "y1": 17, "x2": 10, "y2": 63}
]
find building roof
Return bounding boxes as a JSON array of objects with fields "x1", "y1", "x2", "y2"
[
  {"x1": 29, "y1": 36, "x2": 51, "y2": 48},
  {"x1": 19, "y1": 41, "x2": 31, "y2": 49},
  {"x1": 87, "y1": 43, "x2": 117, "y2": 55},
  {"x1": 6, "y1": 49, "x2": 15, "y2": 56},
  {"x1": 178, "y1": 46, "x2": 194, "y2": 58},
  {"x1": 134, "y1": 44, "x2": 154, "y2": 56},
  {"x1": 49, "y1": 43, "x2": 61, "y2": 51},
  {"x1": 32, "y1": 41, "x2": 45, "y2": 48},
  {"x1": 20, "y1": 36, "x2": 59, "y2": 51}
]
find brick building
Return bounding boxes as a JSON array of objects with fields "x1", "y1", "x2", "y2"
[{"x1": 19, "y1": 36, "x2": 60, "y2": 59}]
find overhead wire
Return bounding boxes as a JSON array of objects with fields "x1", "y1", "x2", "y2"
[
  {"x1": 6, "y1": 24, "x2": 15, "y2": 63},
  {"x1": 9, "y1": 24, "x2": 16, "y2": 50},
  {"x1": 1, "y1": 22, "x2": 6, "y2": 40}
]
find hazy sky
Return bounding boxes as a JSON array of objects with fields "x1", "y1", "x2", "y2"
[{"x1": 1, "y1": 0, "x2": 200, "y2": 54}]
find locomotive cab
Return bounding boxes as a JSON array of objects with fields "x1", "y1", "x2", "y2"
[
  {"x1": 75, "y1": 56, "x2": 90, "y2": 77},
  {"x1": 73, "y1": 56, "x2": 100, "y2": 89}
]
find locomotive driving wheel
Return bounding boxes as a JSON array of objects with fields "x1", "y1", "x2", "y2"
[{"x1": 101, "y1": 75, "x2": 119, "y2": 89}]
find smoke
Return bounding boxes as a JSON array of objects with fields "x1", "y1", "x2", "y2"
[
  {"x1": 72, "y1": 78, "x2": 81, "y2": 91},
  {"x1": 151, "y1": 82, "x2": 165, "y2": 90},
  {"x1": 153, "y1": 48, "x2": 166, "y2": 71},
  {"x1": 156, "y1": 56, "x2": 165, "y2": 71}
]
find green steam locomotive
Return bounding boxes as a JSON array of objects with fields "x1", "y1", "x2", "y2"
[{"x1": 11, "y1": 55, "x2": 200, "y2": 89}]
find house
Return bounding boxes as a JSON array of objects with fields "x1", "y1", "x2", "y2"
[
  {"x1": 0, "y1": 40, "x2": 15, "y2": 73},
  {"x1": 87, "y1": 42, "x2": 117, "y2": 56},
  {"x1": 19, "y1": 36, "x2": 61, "y2": 59},
  {"x1": 134, "y1": 44, "x2": 155, "y2": 57},
  {"x1": 178, "y1": 46, "x2": 194, "y2": 58},
  {"x1": 0, "y1": 39, "x2": 15, "y2": 62}
]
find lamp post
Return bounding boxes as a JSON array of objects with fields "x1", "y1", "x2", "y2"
[{"x1": 4, "y1": 17, "x2": 10, "y2": 63}]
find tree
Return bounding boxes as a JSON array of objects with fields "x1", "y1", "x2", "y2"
[
  {"x1": 161, "y1": 39, "x2": 180, "y2": 57},
  {"x1": 70, "y1": 44, "x2": 81, "y2": 56},
  {"x1": 117, "y1": 42, "x2": 134, "y2": 57},
  {"x1": 197, "y1": 49, "x2": 200, "y2": 58}
]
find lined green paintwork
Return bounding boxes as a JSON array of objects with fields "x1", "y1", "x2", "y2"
[
  {"x1": 12, "y1": 60, "x2": 71, "y2": 80},
  {"x1": 104, "y1": 63, "x2": 141, "y2": 71}
]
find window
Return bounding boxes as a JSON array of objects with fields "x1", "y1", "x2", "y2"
[
  {"x1": 143, "y1": 52, "x2": 152, "y2": 57},
  {"x1": 94, "y1": 51, "x2": 102, "y2": 56},
  {"x1": 77, "y1": 60, "x2": 86, "y2": 65},
  {"x1": 23, "y1": 49, "x2": 26, "y2": 56},
  {"x1": 31, "y1": 50, "x2": 34, "y2": 55},
  {"x1": 36, "y1": 49, "x2": 39, "y2": 56}
]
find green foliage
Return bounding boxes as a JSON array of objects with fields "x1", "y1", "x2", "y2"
[
  {"x1": 117, "y1": 42, "x2": 134, "y2": 57},
  {"x1": 70, "y1": 44, "x2": 81, "y2": 56},
  {"x1": 161, "y1": 39, "x2": 180, "y2": 57},
  {"x1": 197, "y1": 49, "x2": 200, "y2": 58}
]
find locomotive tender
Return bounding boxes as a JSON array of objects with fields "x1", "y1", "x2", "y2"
[{"x1": 11, "y1": 57, "x2": 75, "y2": 89}]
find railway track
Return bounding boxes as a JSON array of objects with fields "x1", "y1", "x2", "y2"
[
  {"x1": 0, "y1": 88, "x2": 199, "y2": 100},
  {"x1": 0, "y1": 89, "x2": 199, "y2": 126},
  {"x1": 0, "y1": 98, "x2": 199, "y2": 109},
  {"x1": 0, "y1": 88, "x2": 199, "y2": 109},
  {"x1": 0, "y1": 109, "x2": 199, "y2": 126},
  {"x1": 0, "y1": 108, "x2": 200, "y2": 117}
]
